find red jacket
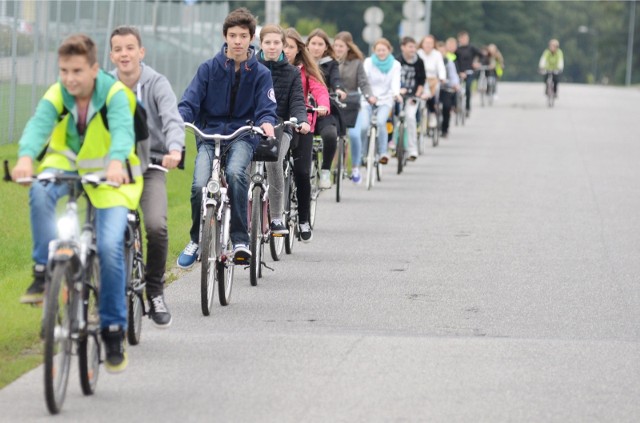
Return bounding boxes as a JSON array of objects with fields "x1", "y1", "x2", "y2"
[{"x1": 299, "y1": 64, "x2": 329, "y2": 132}]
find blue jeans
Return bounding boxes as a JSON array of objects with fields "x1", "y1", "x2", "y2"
[
  {"x1": 361, "y1": 103, "x2": 391, "y2": 156},
  {"x1": 348, "y1": 107, "x2": 368, "y2": 168},
  {"x1": 30, "y1": 170, "x2": 128, "y2": 329},
  {"x1": 190, "y1": 137, "x2": 254, "y2": 246}
]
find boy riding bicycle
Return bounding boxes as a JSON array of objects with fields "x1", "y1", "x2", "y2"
[
  {"x1": 110, "y1": 25, "x2": 185, "y2": 328},
  {"x1": 11, "y1": 34, "x2": 142, "y2": 373},
  {"x1": 176, "y1": 7, "x2": 277, "y2": 269}
]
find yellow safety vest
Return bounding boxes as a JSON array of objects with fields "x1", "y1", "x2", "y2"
[{"x1": 39, "y1": 81, "x2": 143, "y2": 210}]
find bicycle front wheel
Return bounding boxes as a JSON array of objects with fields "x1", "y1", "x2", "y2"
[
  {"x1": 126, "y1": 223, "x2": 144, "y2": 345},
  {"x1": 79, "y1": 254, "x2": 100, "y2": 395},
  {"x1": 200, "y1": 204, "x2": 217, "y2": 316},
  {"x1": 284, "y1": 170, "x2": 296, "y2": 255},
  {"x1": 366, "y1": 128, "x2": 376, "y2": 190},
  {"x1": 218, "y1": 207, "x2": 234, "y2": 306},
  {"x1": 336, "y1": 137, "x2": 344, "y2": 202},
  {"x1": 43, "y1": 261, "x2": 73, "y2": 414},
  {"x1": 309, "y1": 158, "x2": 319, "y2": 228},
  {"x1": 249, "y1": 187, "x2": 262, "y2": 287}
]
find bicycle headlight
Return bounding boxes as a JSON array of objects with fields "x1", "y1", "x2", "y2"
[
  {"x1": 206, "y1": 180, "x2": 221, "y2": 194},
  {"x1": 57, "y1": 215, "x2": 78, "y2": 241},
  {"x1": 251, "y1": 174, "x2": 264, "y2": 184}
]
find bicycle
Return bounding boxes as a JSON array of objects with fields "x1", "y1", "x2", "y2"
[
  {"x1": 281, "y1": 146, "x2": 299, "y2": 255},
  {"x1": 330, "y1": 95, "x2": 348, "y2": 203},
  {"x1": 416, "y1": 99, "x2": 428, "y2": 155},
  {"x1": 426, "y1": 90, "x2": 441, "y2": 148},
  {"x1": 184, "y1": 122, "x2": 269, "y2": 316},
  {"x1": 4, "y1": 161, "x2": 113, "y2": 414},
  {"x1": 543, "y1": 70, "x2": 559, "y2": 108},
  {"x1": 455, "y1": 81, "x2": 466, "y2": 126},
  {"x1": 364, "y1": 104, "x2": 383, "y2": 190},
  {"x1": 248, "y1": 119, "x2": 298, "y2": 285},
  {"x1": 394, "y1": 96, "x2": 418, "y2": 174},
  {"x1": 476, "y1": 66, "x2": 496, "y2": 107}
]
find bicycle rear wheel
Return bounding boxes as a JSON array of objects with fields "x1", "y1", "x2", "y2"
[
  {"x1": 335, "y1": 137, "x2": 344, "y2": 202},
  {"x1": 79, "y1": 254, "x2": 100, "y2": 395},
  {"x1": 43, "y1": 261, "x2": 73, "y2": 414},
  {"x1": 218, "y1": 207, "x2": 234, "y2": 306},
  {"x1": 284, "y1": 172, "x2": 296, "y2": 255},
  {"x1": 309, "y1": 157, "x2": 319, "y2": 228},
  {"x1": 396, "y1": 123, "x2": 405, "y2": 175},
  {"x1": 200, "y1": 204, "x2": 217, "y2": 316},
  {"x1": 125, "y1": 223, "x2": 144, "y2": 345},
  {"x1": 249, "y1": 186, "x2": 262, "y2": 287},
  {"x1": 366, "y1": 128, "x2": 376, "y2": 190}
]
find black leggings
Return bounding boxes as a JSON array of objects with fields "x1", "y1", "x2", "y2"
[
  {"x1": 291, "y1": 131, "x2": 313, "y2": 224},
  {"x1": 316, "y1": 115, "x2": 338, "y2": 170},
  {"x1": 439, "y1": 90, "x2": 455, "y2": 134}
]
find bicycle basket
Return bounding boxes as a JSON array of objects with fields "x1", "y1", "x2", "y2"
[{"x1": 252, "y1": 125, "x2": 282, "y2": 162}]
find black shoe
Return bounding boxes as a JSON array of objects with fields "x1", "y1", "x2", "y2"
[
  {"x1": 101, "y1": 326, "x2": 127, "y2": 373},
  {"x1": 441, "y1": 132, "x2": 448, "y2": 139},
  {"x1": 20, "y1": 264, "x2": 46, "y2": 304},
  {"x1": 148, "y1": 294, "x2": 172, "y2": 328},
  {"x1": 299, "y1": 222, "x2": 313, "y2": 243},
  {"x1": 465, "y1": 110, "x2": 470, "y2": 118},
  {"x1": 269, "y1": 219, "x2": 288, "y2": 236}
]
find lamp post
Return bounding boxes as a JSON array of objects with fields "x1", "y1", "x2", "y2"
[{"x1": 578, "y1": 25, "x2": 598, "y2": 83}]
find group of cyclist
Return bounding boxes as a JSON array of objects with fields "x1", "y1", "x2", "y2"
[{"x1": 10, "y1": 5, "x2": 564, "y2": 380}]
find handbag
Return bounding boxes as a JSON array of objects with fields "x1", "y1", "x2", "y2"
[
  {"x1": 342, "y1": 92, "x2": 362, "y2": 128},
  {"x1": 252, "y1": 124, "x2": 283, "y2": 162}
]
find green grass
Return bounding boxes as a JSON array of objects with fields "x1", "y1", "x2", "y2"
[
  {"x1": 0, "y1": 134, "x2": 195, "y2": 388},
  {"x1": 0, "y1": 83, "x2": 48, "y2": 145}
]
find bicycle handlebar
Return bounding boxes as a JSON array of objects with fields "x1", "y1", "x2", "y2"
[
  {"x1": 184, "y1": 122, "x2": 268, "y2": 142},
  {"x1": 3, "y1": 159, "x2": 133, "y2": 187}
]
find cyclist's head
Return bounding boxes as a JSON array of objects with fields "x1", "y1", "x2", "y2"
[
  {"x1": 372, "y1": 38, "x2": 393, "y2": 61},
  {"x1": 307, "y1": 28, "x2": 336, "y2": 61},
  {"x1": 110, "y1": 25, "x2": 142, "y2": 49},
  {"x1": 223, "y1": 7, "x2": 257, "y2": 39},
  {"x1": 446, "y1": 37, "x2": 457, "y2": 53},
  {"x1": 420, "y1": 35, "x2": 436, "y2": 53},
  {"x1": 260, "y1": 24, "x2": 285, "y2": 61},
  {"x1": 457, "y1": 31, "x2": 469, "y2": 46},
  {"x1": 284, "y1": 27, "x2": 326, "y2": 87},
  {"x1": 58, "y1": 33, "x2": 97, "y2": 66},
  {"x1": 549, "y1": 39, "x2": 560, "y2": 51},
  {"x1": 57, "y1": 34, "x2": 99, "y2": 100},
  {"x1": 400, "y1": 37, "x2": 417, "y2": 59},
  {"x1": 334, "y1": 31, "x2": 364, "y2": 61},
  {"x1": 436, "y1": 40, "x2": 446, "y2": 56}
]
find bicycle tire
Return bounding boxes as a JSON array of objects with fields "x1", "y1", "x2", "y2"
[
  {"x1": 79, "y1": 254, "x2": 100, "y2": 395},
  {"x1": 433, "y1": 107, "x2": 440, "y2": 147},
  {"x1": 309, "y1": 158, "x2": 319, "y2": 228},
  {"x1": 269, "y1": 202, "x2": 285, "y2": 260},
  {"x1": 418, "y1": 107, "x2": 427, "y2": 154},
  {"x1": 366, "y1": 127, "x2": 376, "y2": 190},
  {"x1": 396, "y1": 123, "x2": 405, "y2": 175},
  {"x1": 249, "y1": 186, "x2": 262, "y2": 287},
  {"x1": 284, "y1": 170, "x2": 296, "y2": 255},
  {"x1": 336, "y1": 137, "x2": 344, "y2": 202},
  {"x1": 126, "y1": 223, "x2": 144, "y2": 345},
  {"x1": 218, "y1": 207, "x2": 234, "y2": 306},
  {"x1": 43, "y1": 261, "x2": 73, "y2": 414},
  {"x1": 200, "y1": 204, "x2": 217, "y2": 316},
  {"x1": 547, "y1": 78, "x2": 555, "y2": 107}
]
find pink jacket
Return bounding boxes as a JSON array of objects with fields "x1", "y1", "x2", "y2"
[{"x1": 299, "y1": 64, "x2": 329, "y2": 132}]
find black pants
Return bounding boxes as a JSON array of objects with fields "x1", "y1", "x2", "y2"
[
  {"x1": 316, "y1": 115, "x2": 338, "y2": 170},
  {"x1": 291, "y1": 131, "x2": 313, "y2": 224},
  {"x1": 464, "y1": 73, "x2": 474, "y2": 111},
  {"x1": 544, "y1": 73, "x2": 560, "y2": 94},
  {"x1": 440, "y1": 90, "x2": 455, "y2": 135}
]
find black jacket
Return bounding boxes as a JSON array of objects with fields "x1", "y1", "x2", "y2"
[
  {"x1": 258, "y1": 52, "x2": 308, "y2": 135},
  {"x1": 318, "y1": 56, "x2": 344, "y2": 93},
  {"x1": 455, "y1": 44, "x2": 482, "y2": 73}
]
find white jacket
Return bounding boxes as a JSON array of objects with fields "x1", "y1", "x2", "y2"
[
  {"x1": 363, "y1": 57, "x2": 401, "y2": 107},
  {"x1": 417, "y1": 49, "x2": 446, "y2": 81}
]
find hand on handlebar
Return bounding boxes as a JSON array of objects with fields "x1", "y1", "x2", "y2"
[
  {"x1": 335, "y1": 89, "x2": 347, "y2": 101},
  {"x1": 106, "y1": 160, "x2": 129, "y2": 185},
  {"x1": 260, "y1": 122, "x2": 275, "y2": 138},
  {"x1": 162, "y1": 150, "x2": 182, "y2": 170},
  {"x1": 11, "y1": 156, "x2": 34, "y2": 184},
  {"x1": 298, "y1": 122, "x2": 311, "y2": 134},
  {"x1": 316, "y1": 106, "x2": 329, "y2": 117}
]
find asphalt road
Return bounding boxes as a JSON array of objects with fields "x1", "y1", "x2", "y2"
[{"x1": 1, "y1": 82, "x2": 639, "y2": 422}]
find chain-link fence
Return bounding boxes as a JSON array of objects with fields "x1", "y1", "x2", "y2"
[{"x1": 0, "y1": 0, "x2": 229, "y2": 145}]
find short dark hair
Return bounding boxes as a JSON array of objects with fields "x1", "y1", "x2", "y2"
[
  {"x1": 58, "y1": 34, "x2": 97, "y2": 66},
  {"x1": 110, "y1": 25, "x2": 142, "y2": 49},
  {"x1": 401, "y1": 36, "x2": 416, "y2": 46},
  {"x1": 223, "y1": 7, "x2": 257, "y2": 38}
]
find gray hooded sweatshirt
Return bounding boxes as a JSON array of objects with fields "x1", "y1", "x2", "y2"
[{"x1": 111, "y1": 63, "x2": 184, "y2": 171}]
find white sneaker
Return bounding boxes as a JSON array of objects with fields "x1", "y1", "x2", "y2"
[
  {"x1": 351, "y1": 168, "x2": 362, "y2": 184},
  {"x1": 319, "y1": 169, "x2": 331, "y2": 189},
  {"x1": 428, "y1": 114, "x2": 437, "y2": 128}
]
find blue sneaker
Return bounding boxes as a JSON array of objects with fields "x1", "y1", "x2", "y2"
[
  {"x1": 177, "y1": 241, "x2": 199, "y2": 269},
  {"x1": 351, "y1": 168, "x2": 362, "y2": 184}
]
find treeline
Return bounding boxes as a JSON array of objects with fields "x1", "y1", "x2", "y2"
[{"x1": 231, "y1": 0, "x2": 639, "y2": 85}]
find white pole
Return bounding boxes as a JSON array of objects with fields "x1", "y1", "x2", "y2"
[
  {"x1": 625, "y1": 0, "x2": 636, "y2": 86},
  {"x1": 424, "y1": 0, "x2": 432, "y2": 35}
]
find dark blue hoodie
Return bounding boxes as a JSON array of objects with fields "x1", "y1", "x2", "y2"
[{"x1": 178, "y1": 44, "x2": 278, "y2": 145}]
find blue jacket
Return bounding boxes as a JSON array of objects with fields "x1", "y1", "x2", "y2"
[{"x1": 178, "y1": 45, "x2": 277, "y2": 145}]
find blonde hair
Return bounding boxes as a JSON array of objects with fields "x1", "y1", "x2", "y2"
[
  {"x1": 259, "y1": 24, "x2": 285, "y2": 43},
  {"x1": 335, "y1": 31, "x2": 364, "y2": 61},
  {"x1": 373, "y1": 37, "x2": 393, "y2": 53}
]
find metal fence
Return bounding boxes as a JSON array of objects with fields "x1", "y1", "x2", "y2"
[{"x1": 0, "y1": 0, "x2": 229, "y2": 145}]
